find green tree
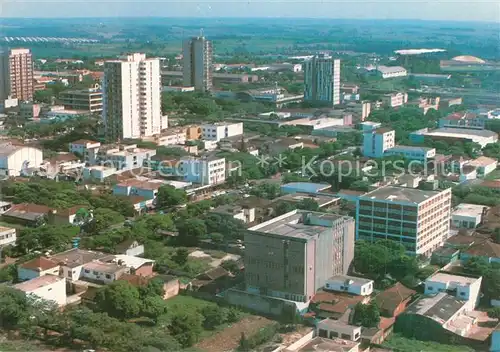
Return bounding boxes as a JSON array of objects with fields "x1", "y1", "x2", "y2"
[
  {"x1": 201, "y1": 305, "x2": 228, "y2": 330},
  {"x1": 156, "y1": 185, "x2": 188, "y2": 209},
  {"x1": 274, "y1": 201, "x2": 296, "y2": 216},
  {"x1": 297, "y1": 198, "x2": 319, "y2": 211},
  {"x1": 95, "y1": 281, "x2": 142, "y2": 319},
  {"x1": 221, "y1": 259, "x2": 241, "y2": 275},
  {"x1": 172, "y1": 248, "x2": 189, "y2": 266},
  {"x1": 0, "y1": 286, "x2": 30, "y2": 330},
  {"x1": 169, "y1": 311, "x2": 204, "y2": 347},
  {"x1": 176, "y1": 218, "x2": 207, "y2": 246},
  {"x1": 141, "y1": 295, "x2": 167, "y2": 324},
  {"x1": 487, "y1": 307, "x2": 500, "y2": 319},
  {"x1": 352, "y1": 302, "x2": 380, "y2": 328}
]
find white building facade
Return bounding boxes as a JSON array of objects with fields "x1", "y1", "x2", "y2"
[
  {"x1": 103, "y1": 53, "x2": 162, "y2": 141},
  {"x1": 201, "y1": 122, "x2": 243, "y2": 141},
  {"x1": 304, "y1": 54, "x2": 341, "y2": 106},
  {"x1": 179, "y1": 157, "x2": 226, "y2": 185}
]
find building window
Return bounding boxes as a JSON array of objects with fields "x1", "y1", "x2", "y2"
[
  {"x1": 105, "y1": 274, "x2": 112, "y2": 279},
  {"x1": 93, "y1": 271, "x2": 99, "y2": 275},
  {"x1": 341, "y1": 334, "x2": 350, "y2": 340},
  {"x1": 427, "y1": 286, "x2": 433, "y2": 290}
]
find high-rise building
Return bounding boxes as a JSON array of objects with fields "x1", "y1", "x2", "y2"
[
  {"x1": 304, "y1": 54, "x2": 340, "y2": 106},
  {"x1": 183, "y1": 36, "x2": 213, "y2": 92},
  {"x1": 244, "y1": 210, "x2": 355, "y2": 303},
  {"x1": 102, "y1": 53, "x2": 162, "y2": 141},
  {"x1": 356, "y1": 186, "x2": 452, "y2": 256},
  {"x1": 0, "y1": 48, "x2": 34, "y2": 101}
]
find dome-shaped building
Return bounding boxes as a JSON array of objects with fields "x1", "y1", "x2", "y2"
[{"x1": 451, "y1": 55, "x2": 486, "y2": 64}]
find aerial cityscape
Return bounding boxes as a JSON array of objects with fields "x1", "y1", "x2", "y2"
[{"x1": 0, "y1": 10, "x2": 499, "y2": 352}]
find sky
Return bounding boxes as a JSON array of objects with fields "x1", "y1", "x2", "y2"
[{"x1": 2, "y1": 0, "x2": 500, "y2": 22}]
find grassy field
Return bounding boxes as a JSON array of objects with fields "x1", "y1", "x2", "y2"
[{"x1": 382, "y1": 334, "x2": 476, "y2": 352}]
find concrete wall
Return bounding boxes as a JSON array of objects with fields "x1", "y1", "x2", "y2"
[{"x1": 28, "y1": 277, "x2": 66, "y2": 306}]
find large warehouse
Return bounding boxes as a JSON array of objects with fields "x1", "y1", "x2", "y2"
[{"x1": 0, "y1": 143, "x2": 43, "y2": 177}]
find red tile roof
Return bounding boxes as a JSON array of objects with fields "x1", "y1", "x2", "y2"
[
  {"x1": 20, "y1": 257, "x2": 59, "y2": 271},
  {"x1": 464, "y1": 240, "x2": 500, "y2": 258},
  {"x1": 375, "y1": 282, "x2": 416, "y2": 315}
]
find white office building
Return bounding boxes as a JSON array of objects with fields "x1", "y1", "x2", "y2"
[
  {"x1": 179, "y1": 156, "x2": 226, "y2": 185},
  {"x1": 304, "y1": 54, "x2": 341, "y2": 106},
  {"x1": 201, "y1": 122, "x2": 243, "y2": 141},
  {"x1": 183, "y1": 36, "x2": 213, "y2": 92},
  {"x1": 363, "y1": 128, "x2": 395, "y2": 158},
  {"x1": 103, "y1": 53, "x2": 162, "y2": 141}
]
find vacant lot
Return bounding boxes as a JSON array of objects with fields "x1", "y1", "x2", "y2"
[{"x1": 195, "y1": 315, "x2": 274, "y2": 352}]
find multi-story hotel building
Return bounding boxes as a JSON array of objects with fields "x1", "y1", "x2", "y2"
[
  {"x1": 59, "y1": 86, "x2": 103, "y2": 113},
  {"x1": 0, "y1": 48, "x2": 34, "y2": 101},
  {"x1": 244, "y1": 210, "x2": 355, "y2": 303},
  {"x1": 183, "y1": 36, "x2": 213, "y2": 92},
  {"x1": 304, "y1": 54, "x2": 341, "y2": 106},
  {"x1": 102, "y1": 53, "x2": 162, "y2": 141},
  {"x1": 356, "y1": 186, "x2": 452, "y2": 256}
]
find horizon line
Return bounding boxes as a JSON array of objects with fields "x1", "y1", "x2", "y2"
[{"x1": 0, "y1": 16, "x2": 498, "y2": 24}]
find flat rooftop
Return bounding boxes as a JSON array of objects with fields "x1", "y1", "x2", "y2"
[
  {"x1": 14, "y1": 275, "x2": 63, "y2": 292},
  {"x1": 272, "y1": 193, "x2": 339, "y2": 208},
  {"x1": 360, "y1": 186, "x2": 443, "y2": 204},
  {"x1": 327, "y1": 275, "x2": 373, "y2": 286},
  {"x1": 389, "y1": 145, "x2": 434, "y2": 152},
  {"x1": 249, "y1": 210, "x2": 347, "y2": 240},
  {"x1": 427, "y1": 272, "x2": 479, "y2": 286},
  {"x1": 50, "y1": 248, "x2": 108, "y2": 268},
  {"x1": 281, "y1": 182, "x2": 332, "y2": 192},
  {"x1": 452, "y1": 203, "x2": 488, "y2": 218},
  {"x1": 423, "y1": 128, "x2": 498, "y2": 139},
  {"x1": 406, "y1": 292, "x2": 466, "y2": 325}
]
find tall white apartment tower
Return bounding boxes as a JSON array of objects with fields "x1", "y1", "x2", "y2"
[
  {"x1": 183, "y1": 36, "x2": 213, "y2": 92},
  {"x1": 102, "y1": 53, "x2": 162, "y2": 141},
  {"x1": 304, "y1": 54, "x2": 340, "y2": 106}
]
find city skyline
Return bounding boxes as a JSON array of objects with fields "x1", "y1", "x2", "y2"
[{"x1": 2, "y1": 0, "x2": 499, "y2": 22}]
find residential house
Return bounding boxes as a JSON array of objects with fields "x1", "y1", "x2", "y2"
[
  {"x1": 451, "y1": 203, "x2": 488, "y2": 229},
  {"x1": 2, "y1": 203, "x2": 50, "y2": 226},
  {"x1": 468, "y1": 157, "x2": 497, "y2": 178},
  {"x1": 375, "y1": 282, "x2": 416, "y2": 317},
  {"x1": 114, "y1": 239, "x2": 145, "y2": 257},
  {"x1": 461, "y1": 240, "x2": 500, "y2": 264},
  {"x1": 210, "y1": 204, "x2": 255, "y2": 224},
  {"x1": 113, "y1": 178, "x2": 162, "y2": 200},
  {"x1": 424, "y1": 272, "x2": 482, "y2": 312},
  {"x1": 120, "y1": 273, "x2": 180, "y2": 300},
  {"x1": 14, "y1": 275, "x2": 67, "y2": 306},
  {"x1": 107, "y1": 254, "x2": 154, "y2": 277},
  {"x1": 317, "y1": 318, "x2": 362, "y2": 341},
  {"x1": 80, "y1": 261, "x2": 129, "y2": 284},
  {"x1": 191, "y1": 266, "x2": 230, "y2": 293},
  {"x1": 324, "y1": 275, "x2": 373, "y2": 296},
  {"x1": 0, "y1": 226, "x2": 16, "y2": 247},
  {"x1": 310, "y1": 290, "x2": 369, "y2": 319},
  {"x1": 18, "y1": 257, "x2": 60, "y2": 281}
]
